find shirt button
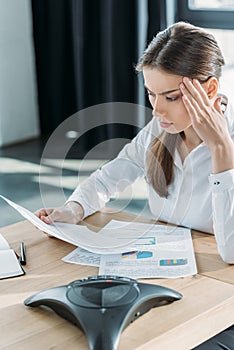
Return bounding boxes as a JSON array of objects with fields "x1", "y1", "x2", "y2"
[{"x1": 214, "y1": 181, "x2": 220, "y2": 185}]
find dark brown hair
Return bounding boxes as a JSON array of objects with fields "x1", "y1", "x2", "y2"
[{"x1": 136, "y1": 22, "x2": 225, "y2": 197}]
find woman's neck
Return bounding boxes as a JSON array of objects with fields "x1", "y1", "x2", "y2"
[{"x1": 179, "y1": 127, "x2": 202, "y2": 163}]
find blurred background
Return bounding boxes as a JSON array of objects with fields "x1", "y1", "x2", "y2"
[{"x1": 1, "y1": 0, "x2": 234, "y2": 226}]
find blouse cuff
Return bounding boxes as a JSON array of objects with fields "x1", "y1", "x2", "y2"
[
  {"x1": 209, "y1": 169, "x2": 234, "y2": 192},
  {"x1": 66, "y1": 194, "x2": 96, "y2": 219}
]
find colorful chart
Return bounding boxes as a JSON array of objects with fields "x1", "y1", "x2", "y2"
[
  {"x1": 122, "y1": 251, "x2": 153, "y2": 259},
  {"x1": 160, "y1": 258, "x2": 188, "y2": 266}
]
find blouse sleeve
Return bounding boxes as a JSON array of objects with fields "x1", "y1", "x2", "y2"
[
  {"x1": 208, "y1": 102, "x2": 234, "y2": 263},
  {"x1": 66, "y1": 118, "x2": 157, "y2": 218},
  {"x1": 209, "y1": 169, "x2": 234, "y2": 264}
]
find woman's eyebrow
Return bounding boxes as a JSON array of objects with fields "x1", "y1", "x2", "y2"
[
  {"x1": 144, "y1": 85, "x2": 180, "y2": 95},
  {"x1": 160, "y1": 88, "x2": 180, "y2": 95}
]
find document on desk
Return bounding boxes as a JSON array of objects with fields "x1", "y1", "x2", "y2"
[
  {"x1": 0, "y1": 196, "x2": 197, "y2": 278},
  {"x1": 63, "y1": 220, "x2": 197, "y2": 278},
  {"x1": 97, "y1": 220, "x2": 197, "y2": 278},
  {"x1": 62, "y1": 247, "x2": 101, "y2": 267}
]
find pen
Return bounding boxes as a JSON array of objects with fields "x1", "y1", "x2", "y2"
[{"x1": 20, "y1": 241, "x2": 26, "y2": 265}]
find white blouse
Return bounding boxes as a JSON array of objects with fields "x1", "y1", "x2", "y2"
[{"x1": 68, "y1": 102, "x2": 234, "y2": 263}]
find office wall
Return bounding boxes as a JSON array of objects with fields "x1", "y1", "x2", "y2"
[{"x1": 0, "y1": 0, "x2": 39, "y2": 147}]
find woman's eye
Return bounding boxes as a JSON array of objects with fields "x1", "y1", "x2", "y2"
[{"x1": 166, "y1": 96, "x2": 178, "y2": 102}]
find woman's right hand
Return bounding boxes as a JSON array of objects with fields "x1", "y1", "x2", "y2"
[{"x1": 35, "y1": 201, "x2": 84, "y2": 225}]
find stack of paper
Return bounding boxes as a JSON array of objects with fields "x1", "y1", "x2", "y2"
[
  {"x1": 63, "y1": 220, "x2": 198, "y2": 278},
  {"x1": 0, "y1": 195, "x2": 197, "y2": 279}
]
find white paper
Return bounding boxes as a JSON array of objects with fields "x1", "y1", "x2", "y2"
[
  {"x1": 0, "y1": 233, "x2": 10, "y2": 250},
  {"x1": 62, "y1": 247, "x2": 100, "y2": 267},
  {"x1": 0, "y1": 249, "x2": 24, "y2": 279},
  {"x1": 63, "y1": 220, "x2": 197, "y2": 278},
  {"x1": 0, "y1": 196, "x2": 197, "y2": 278},
  {"x1": 99, "y1": 220, "x2": 197, "y2": 278},
  {"x1": 99, "y1": 251, "x2": 196, "y2": 279},
  {"x1": 0, "y1": 234, "x2": 24, "y2": 279},
  {"x1": 0, "y1": 195, "x2": 139, "y2": 254}
]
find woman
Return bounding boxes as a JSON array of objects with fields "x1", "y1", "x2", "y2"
[
  {"x1": 36, "y1": 21, "x2": 234, "y2": 350},
  {"x1": 36, "y1": 21, "x2": 234, "y2": 262}
]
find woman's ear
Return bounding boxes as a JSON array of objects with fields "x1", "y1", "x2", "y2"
[{"x1": 204, "y1": 77, "x2": 219, "y2": 99}]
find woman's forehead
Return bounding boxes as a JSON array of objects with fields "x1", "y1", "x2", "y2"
[{"x1": 143, "y1": 67, "x2": 182, "y2": 92}]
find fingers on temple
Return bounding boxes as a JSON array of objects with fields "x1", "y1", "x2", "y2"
[
  {"x1": 192, "y1": 79, "x2": 211, "y2": 105},
  {"x1": 182, "y1": 94, "x2": 198, "y2": 121},
  {"x1": 182, "y1": 78, "x2": 210, "y2": 108}
]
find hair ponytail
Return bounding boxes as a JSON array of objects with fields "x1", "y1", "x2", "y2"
[{"x1": 147, "y1": 132, "x2": 183, "y2": 197}]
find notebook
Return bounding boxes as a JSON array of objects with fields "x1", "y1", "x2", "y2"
[{"x1": 0, "y1": 233, "x2": 25, "y2": 279}]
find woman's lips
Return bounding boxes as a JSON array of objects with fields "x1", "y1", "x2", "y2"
[{"x1": 159, "y1": 121, "x2": 173, "y2": 128}]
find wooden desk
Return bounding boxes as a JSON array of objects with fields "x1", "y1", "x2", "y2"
[{"x1": 0, "y1": 209, "x2": 234, "y2": 350}]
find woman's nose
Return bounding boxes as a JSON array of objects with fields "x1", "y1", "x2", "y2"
[{"x1": 152, "y1": 98, "x2": 164, "y2": 116}]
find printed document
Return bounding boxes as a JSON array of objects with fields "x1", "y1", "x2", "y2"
[
  {"x1": 60, "y1": 219, "x2": 197, "y2": 278},
  {"x1": 0, "y1": 195, "x2": 197, "y2": 278},
  {"x1": 97, "y1": 220, "x2": 197, "y2": 278}
]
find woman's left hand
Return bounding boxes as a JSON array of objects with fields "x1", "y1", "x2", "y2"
[{"x1": 180, "y1": 77, "x2": 230, "y2": 149}]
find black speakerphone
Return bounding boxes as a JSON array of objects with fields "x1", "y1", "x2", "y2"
[{"x1": 24, "y1": 275, "x2": 182, "y2": 350}]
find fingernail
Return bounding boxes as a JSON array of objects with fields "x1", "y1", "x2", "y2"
[
  {"x1": 42, "y1": 216, "x2": 50, "y2": 223},
  {"x1": 180, "y1": 83, "x2": 185, "y2": 89}
]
